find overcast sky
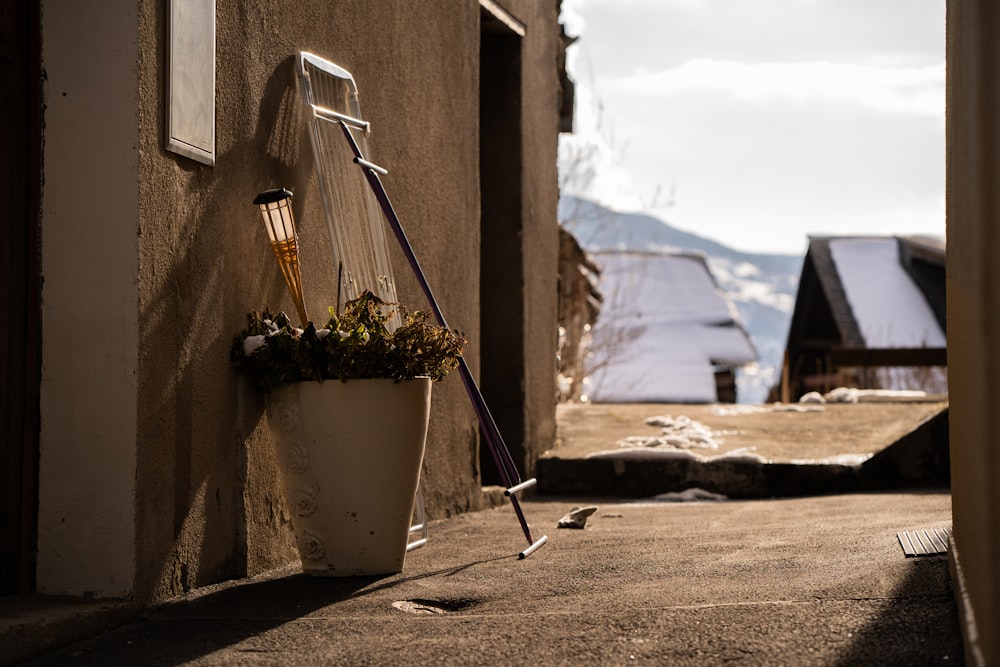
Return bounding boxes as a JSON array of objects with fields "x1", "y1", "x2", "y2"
[{"x1": 558, "y1": 0, "x2": 946, "y2": 255}]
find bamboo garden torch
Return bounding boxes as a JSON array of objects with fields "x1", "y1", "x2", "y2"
[{"x1": 254, "y1": 188, "x2": 309, "y2": 326}]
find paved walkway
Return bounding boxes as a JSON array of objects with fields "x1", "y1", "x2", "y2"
[
  {"x1": 4, "y1": 400, "x2": 961, "y2": 665},
  {"x1": 12, "y1": 492, "x2": 960, "y2": 665}
]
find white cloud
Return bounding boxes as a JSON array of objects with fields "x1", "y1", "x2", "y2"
[
  {"x1": 558, "y1": 0, "x2": 946, "y2": 253},
  {"x1": 615, "y1": 59, "x2": 944, "y2": 117}
]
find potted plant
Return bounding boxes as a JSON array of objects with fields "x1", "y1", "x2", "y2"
[{"x1": 232, "y1": 290, "x2": 465, "y2": 576}]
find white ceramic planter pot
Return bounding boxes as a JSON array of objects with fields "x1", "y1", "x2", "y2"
[{"x1": 265, "y1": 377, "x2": 432, "y2": 576}]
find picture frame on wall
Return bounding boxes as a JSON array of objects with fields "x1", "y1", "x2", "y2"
[{"x1": 166, "y1": 0, "x2": 215, "y2": 166}]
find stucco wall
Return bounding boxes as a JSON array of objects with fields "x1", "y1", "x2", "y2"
[
  {"x1": 126, "y1": 0, "x2": 560, "y2": 602},
  {"x1": 38, "y1": 0, "x2": 560, "y2": 604},
  {"x1": 946, "y1": 1, "x2": 1000, "y2": 663}
]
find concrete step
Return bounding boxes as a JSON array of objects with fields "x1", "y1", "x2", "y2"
[{"x1": 539, "y1": 401, "x2": 949, "y2": 498}]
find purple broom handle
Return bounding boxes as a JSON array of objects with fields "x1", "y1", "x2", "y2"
[{"x1": 338, "y1": 123, "x2": 537, "y2": 548}]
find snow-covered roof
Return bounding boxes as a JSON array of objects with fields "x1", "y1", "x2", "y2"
[
  {"x1": 781, "y1": 236, "x2": 947, "y2": 398},
  {"x1": 586, "y1": 251, "x2": 758, "y2": 403},
  {"x1": 827, "y1": 238, "x2": 945, "y2": 348},
  {"x1": 794, "y1": 236, "x2": 946, "y2": 350}
]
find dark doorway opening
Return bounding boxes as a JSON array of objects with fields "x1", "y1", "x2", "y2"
[
  {"x1": 1, "y1": 0, "x2": 42, "y2": 595},
  {"x1": 478, "y1": 12, "x2": 525, "y2": 486}
]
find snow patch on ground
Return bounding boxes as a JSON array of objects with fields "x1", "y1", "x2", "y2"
[
  {"x1": 789, "y1": 453, "x2": 871, "y2": 466},
  {"x1": 652, "y1": 488, "x2": 728, "y2": 503},
  {"x1": 716, "y1": 448, "x2": 770, "y2": 463},
  {"x1": 817, "y1": 387, "x2": 929, "y2": 403},
  {"x1": 709, "y1": 404, "x2": 826, "y2": 416},
  {"x1": 588, "y1": 446, "x2": 769, "y2": 464},
  {"x1": 614, "y1": 415, "x2": 722, "y2": 449},
  {"x1": 590, "y1": 448, "x2": 704, "y2": 461}
]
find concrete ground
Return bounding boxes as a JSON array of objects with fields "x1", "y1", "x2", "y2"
[
  {"x1": 4, "y1": 400, "x2": 961, "y2": 665},
  {"x1": 540, "y1": 401, "x2": 950, "y2": 498},
  {"x1": 10, "y1": 492, "x2": 959, "y2": 666},
  {"x1": 549, "y1": 401, "x2": 948, "y2": 463}
]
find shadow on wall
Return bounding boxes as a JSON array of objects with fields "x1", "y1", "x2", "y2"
[{"x1": 135, "y1": 55, "x2": 325, "y2": 601}]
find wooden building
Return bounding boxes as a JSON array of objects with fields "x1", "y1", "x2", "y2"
[{"x1": 779, "y1": 235, "x2": 946, "y2": 401}]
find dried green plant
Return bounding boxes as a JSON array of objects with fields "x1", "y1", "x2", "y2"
[{"x1": 232, "y1": 290, "x2": 466, "y2": 393}]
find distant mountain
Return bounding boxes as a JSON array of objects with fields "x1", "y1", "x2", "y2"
[
  {"x1": 559, "y1": 195, "x2": 804, "y2": 403},
  {"x1": 559, "y1": 196, "x2": 801, "y2": 274}
]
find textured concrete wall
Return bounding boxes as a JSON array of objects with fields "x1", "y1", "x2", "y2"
[
  {"x1": 38, "y1": 0, "x2": 560, "y2": 604},
  {"x1": 945, "y1": 1, "x2": 1000, "y2": 663},
  {"x1": 126, "y1": 0, "x2": 560, "y2": 602}
]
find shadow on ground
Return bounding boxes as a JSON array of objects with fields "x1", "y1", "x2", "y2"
[
  {"x1": 21, "y1": 554, "x2": 512, "y2": 667},
  {"x1": 23, "y1": 572, "x2": 379, "y2": 667},
  {"x1": 834, "y1": 553, "x2": 964, "y2": 665}
]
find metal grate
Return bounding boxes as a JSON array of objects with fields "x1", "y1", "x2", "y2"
[{"x1": 897, "y1": 527, "x2": 951, "y2": 557}]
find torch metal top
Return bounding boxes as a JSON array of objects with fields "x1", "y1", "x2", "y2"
[{"x1": 253, "y1": 188, "x2": 293, "y2": 206}]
